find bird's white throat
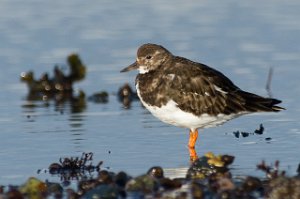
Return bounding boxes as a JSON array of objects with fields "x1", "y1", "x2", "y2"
[{"x1": 138, "y1": 65, "x2": 149, "y2": 74}]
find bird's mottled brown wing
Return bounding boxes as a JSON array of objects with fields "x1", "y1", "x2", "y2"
[
  {"x1": 137, "y1": 56, "x2": 283, "y2": 115},
  {"x1": 164, "y1": 56, "x2": 250, "y2": 116}
]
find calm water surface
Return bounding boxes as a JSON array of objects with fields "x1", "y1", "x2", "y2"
[{"x1": 0, "y1": 0, "x2": 300, "y2": 185}]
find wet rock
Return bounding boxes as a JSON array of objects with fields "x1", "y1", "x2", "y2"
[
  {"x1": 242, "y1": 176, "x2": 263, "y2": 193},
  {"x1": 0, "y1": 185, "x2": 4, "y2": 195},
  {"x1": 118, "y1": 83, "x2": 139, "y2": 109},
  {"x1": 6, "y1": 188, "x2": 23, "y2": 199},
  {"x1": 82, "y1": 184, "x2": 119, "y2": 199},
  {"x1": 159, "y1": 183, "x2": 190, "y2": 199},
  {"x1": 77, "y1": 179, "x2": 99, "y2": 195},
  {"x1": 19, "y1": 177, "x2": 47, "y2": 199},
  {"x1": 126, "y1": 174, "x2": 159, "y2": 194},
  {"x1": 187, "y1": 156, "x2": 216, "y2": 180},
  {"x1": 159, "y1": 178, "x2": 182, "y2": 190},
  {"x1": 49, "y1": 163, "x2": 63, "y2": 174},
  {"x1": 187, "y1": 152, "x2": 234, "y2": 180},
  {"x1": 256, "y1": 160, "x2": 300, "y2": 198},
  {"x1": 97, "y1": 170, "x2": 114, "y2": 184},
  {"x1": 267, "y1": 176, "x2": 300, "y2": 199},
  {"x1": 191, "y1": 182, "x2": 204, "y2": 199},
  {"x1": 114, "y1": 171, "x2": 131, "y2": 188},
  {"x1": 147, "y1": 166, "x2": 164, "y2": 179},
  {"x1": 46, "y1": 181, "x2": 64, "y2": 198},
  {"x1": 216, "y1": 177, "x2": 235, "y2": 191},
  {"x1": 6, "y1": 153, "x2": 299, "y2": 199},
  {"x1": 66, "y1": 188, "x2": 80, "y2": 199}
]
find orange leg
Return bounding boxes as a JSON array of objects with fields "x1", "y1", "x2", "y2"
[
  {"x1": 188, "y1": 129, "x2": 199, "y2": 161},
  {"x1": 188, "y1": 129, "x2": 198, "y2": 148}
]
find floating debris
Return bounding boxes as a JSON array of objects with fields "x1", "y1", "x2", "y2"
[
  {"x1": 232, "y1": 124, "x2": 270, "y2": 141},
  {"x1": 265, "y1": 137, "x2": 272, "y2": 141},
  {"x1": 241, "y1": 131, "x2": 250, "y2": 137},
  {"x1": 254, "y1": 124, "x2": 265, "y2": 135}
]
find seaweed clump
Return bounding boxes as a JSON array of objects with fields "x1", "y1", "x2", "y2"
[
  {"x1": 20, "y1": 54, "x2": 86, "y2": 101},
  {"x1": 47, "y1": 152, "x2": 102, "y2": 182}
]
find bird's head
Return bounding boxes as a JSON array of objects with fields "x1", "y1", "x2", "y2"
[{"x1": 121, "y1": 43, "x2": 172, "y2": 74}]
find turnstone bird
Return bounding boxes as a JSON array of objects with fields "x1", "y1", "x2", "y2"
[{"x1": 121, "y1": 43, "x2": 284, "y2": 158}]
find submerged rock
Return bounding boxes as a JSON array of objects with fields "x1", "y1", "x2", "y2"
[
  {"x1": 88, "y1": 91, "x2": 109, "y2": 103},
  {"x1": 118, "y1": 83, "x2": 139, "y2": 109}
]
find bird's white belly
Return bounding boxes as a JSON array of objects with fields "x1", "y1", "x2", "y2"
[
  {"x1": 136, "y1": 84, "x2": 240, "y2": 130},
  {"x1": 143, "y1": 99, "x2": 236, "y2": 129}
]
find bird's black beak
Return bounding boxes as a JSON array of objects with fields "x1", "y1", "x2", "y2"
[{"x1": 120, "y1": 61, "x2": 138, "y2": 72}]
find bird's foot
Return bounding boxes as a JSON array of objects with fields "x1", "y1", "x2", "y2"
[{"x1": 189, "y1": 146, "x2": 198, "y2": 162}]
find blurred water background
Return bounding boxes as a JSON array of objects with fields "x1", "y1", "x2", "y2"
[{"x1": 0, "y1": 0, "x2": 299, "y2": 185}]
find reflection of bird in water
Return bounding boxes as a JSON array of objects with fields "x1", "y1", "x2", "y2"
[{"x1": 121, "y1": 43, "x2": 284, "y2": 161}]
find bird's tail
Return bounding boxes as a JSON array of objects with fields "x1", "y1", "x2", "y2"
[{"x1": 239, "y1": 91, "x2": 285, "y2": 112}]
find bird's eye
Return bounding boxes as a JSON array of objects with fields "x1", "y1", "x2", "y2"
[{"x1": 146, "y1": 55, "x2": 152, "y2": 59}]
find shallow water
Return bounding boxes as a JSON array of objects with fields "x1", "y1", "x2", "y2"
[{"x1": 0, "y1": 0, "x2": 300, "y2": 185}]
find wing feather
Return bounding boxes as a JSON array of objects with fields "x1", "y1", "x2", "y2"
[{"x1": 164, "y1": 57, "x2": 246, "y2": 115}]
